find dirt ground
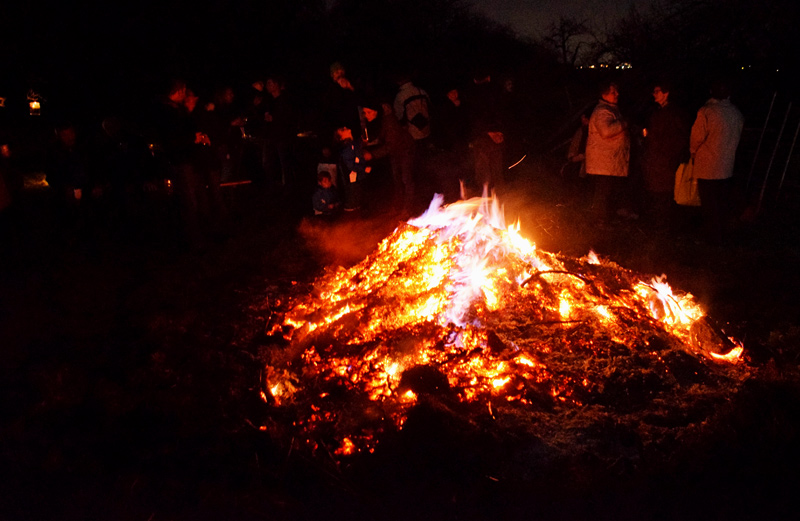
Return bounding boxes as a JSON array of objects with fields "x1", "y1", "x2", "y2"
[{"x1": 2, "y1": 161, "x2": 800, "y2": 521}]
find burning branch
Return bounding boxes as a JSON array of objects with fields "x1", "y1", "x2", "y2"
[{"x1": 261, "y1": 194, "x2": 746, "y2": 456}]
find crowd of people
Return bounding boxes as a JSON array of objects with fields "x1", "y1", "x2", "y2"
[
  {"x1": 567, "y1": 77, "x2": 744, "y2": 244},
  {"x1": 0, "y1": 63, "x2": 746, "y2": 253},
  {"x1": 1, "y1": 62, "x2": 529, "y2": 252}
]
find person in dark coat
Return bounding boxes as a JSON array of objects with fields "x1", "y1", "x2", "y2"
[
  {"x1": 463, "y1": 70, "x2": 506, "y2": 194},
  {"x1": 0, "y1": 140, "x2": 15, "y2": 248},
  {"x1": 0, "y1": 131, "x2": 21, "y2": 212},
  {"x1": 46, "y1": 122, "x2": 93, "y2": 211},
  {"x1": 641, "y1": 81, "x2": 691, "y2": 231},
  {"x1": 435, "y1": 87, "x2": 470, "y2": 156},
  {"x1": 241, "y1": 80, "x2": 271, "y2": 184},
  {"x1": 185, "y1": 89, "x2": 229, "y2": 240},
  {"x1": 0, "y1": 148, "x2": 11, "y2": 213},
  {"x1": 312, "y1": 170, "x2": 341, "y2": 217},
  {"x1": 363, "y1": 101, "x2": 416, "y2": 214},
  {"x1": 206, "y1": 85, "x2": 244, "y2": 183},
  {"x1": 324, "y1": 63, "x2": 363, "y2": 144},
  {"x1": 431, "y1": 86, "x2": 471, "y2": 202},
  {"x1": 150, "y1": 79, "x2": 207, "y2": 249},
  {"x1": 264, "y1": 75, "x2": 298, "y2": 188}
]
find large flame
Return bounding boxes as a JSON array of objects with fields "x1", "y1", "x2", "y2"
[{"x1": 264, "y1": 194, "x2": 744, "y2": 455}]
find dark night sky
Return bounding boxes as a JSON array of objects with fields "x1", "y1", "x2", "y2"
[
  {"x1": 2, "y1": 0, "x2": 786, "y2": 114},
  {"x1": 470, "y1": 0, "x2": 649, "y2": 38}
]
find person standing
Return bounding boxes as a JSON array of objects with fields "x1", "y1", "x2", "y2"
[
  {"x1": 641, "y1": 81, "x2": 691, "y2": 231},
  {"x1": 432, "y1": 86, "x2": 470, "y2": 202},
  {"x1": 185, "y1": 89, "x2": 229, "y2": 242},
  {"x1": 325, "y1": 62, "x2": 363, "y2": 144},
  {"x1": 689, "y1": 79, "x2": 744, "y2": 243},
  {"x1": 585, "y1": 82, "x2": 630, "y2": 225},
  {"x1": 464, "y1": 69, "x2": 506, "y2": 194},
  {"x1": 151, "y1": 79, "x2": 206, "y2": 249},
  {"x1": 393, "y1": 74, "x2": 433, "y2": 200},
  {"x1": 362, "y1": 101, "x2": 415, "y2": 214},
  {"x1": 242, "y1": 80, "x2": 270, "y2": 177},
  {"x1": 264, "y1": 75, "x2": 298, "y2": 188},
  {"x1": 206, "y1": 85, "x2": 243, "y2": 183},
  {"x1": 394, "y1": 74, "x2": 432, "y2": 145}
]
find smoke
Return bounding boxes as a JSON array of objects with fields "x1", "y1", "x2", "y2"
[
  {"x1": 297, "y1": 214, "x2": 401, "y2": 267},
  {"x1": 296, "y1": 184, "x2": 541, "y2": 268}
]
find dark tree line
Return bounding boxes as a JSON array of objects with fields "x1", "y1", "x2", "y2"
[
  {"x1": 542, "y1": 0, "x2": 800, "y2": 73},
  {"x1": 0, "y1": 0, "x2": 547, "y2": 119},
  {"x1": 3, "y1": 0, "x2": 797, "y2": 140},
  {"x1": 536, "y1": 0, "x2": 800, "y2": 123}
]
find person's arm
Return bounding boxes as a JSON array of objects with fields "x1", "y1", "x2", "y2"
[
  {"x1": 567, "y1": 128, "x2": 584, "y2": 161},
  {"x1": 394, "y1": 93, "x2": 405, "y2": 123},
  {"x1": 595, "y1": 108, "x2": 626, "y2": 139},
  {"x1": 312, "y1": 189, "x2": 327, "y2": 213},
  {"x1": 689, "y1": 108, "x2": 707, "y2": 158}
]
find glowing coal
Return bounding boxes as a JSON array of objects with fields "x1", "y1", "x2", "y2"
[{"x1": 261, "y1": 194, "x2": 746, "y2": 456}]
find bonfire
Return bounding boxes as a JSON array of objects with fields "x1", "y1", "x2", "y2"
[{"x1": 260, "y1": 194, "x2": 746, "y2": 458}]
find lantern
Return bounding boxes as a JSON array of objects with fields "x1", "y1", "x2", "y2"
[{"x1": 27, "y1": 90, "x2": 42, "y2": 116}]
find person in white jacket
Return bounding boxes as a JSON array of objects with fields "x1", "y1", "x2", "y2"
[
  {"x1": 690, "y1": 79, "x2": 744, "y2": 243},
  {"x1": 585, "y1": 82, "x2": 630, "y2": 224},
  {"x1": 394, "y1": 77, "x2": 432, "y2": 143}
]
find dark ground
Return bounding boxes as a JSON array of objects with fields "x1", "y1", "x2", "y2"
[{"x1": 2, "y1": 160, "x2": 800, "y2": 521}]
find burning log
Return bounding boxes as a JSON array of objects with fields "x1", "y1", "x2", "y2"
[{"x1": 259, "y1": 194, "x2": 747, "y2": 458}]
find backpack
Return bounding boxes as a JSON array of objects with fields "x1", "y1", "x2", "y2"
[{"x1": 402, "y1": 89, "x2": 431, "y2": 132}]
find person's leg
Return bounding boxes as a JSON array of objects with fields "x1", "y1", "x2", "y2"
[
  {"x1": 591, "y1": 175, "x2": 614, "y2": 223},
  {"x1": 488, "y1": 142, "x2": 505, "y2": 193},
  {"x1": 175, "y1": 163, "x2": 203, "y2": 248},
  {"x1": 647, "y1": 190, "x2": 672, "y2": 231},
  {"x1": 697, "y1": 178, "x2": 730, "y2": 243}
]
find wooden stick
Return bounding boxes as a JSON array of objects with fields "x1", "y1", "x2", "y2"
[
  {"x1": 747, "y1": 91, "x2": 777, "y2": 189},
  {"x1": 778, "y1": 117, "x2": 800, "y2": 192},
  {"x1": 759, "y1": 102, "x2": 791, "y2": 210},
  {"x1": 220, "y1": 179, "x2": 253, "y2": 187}
]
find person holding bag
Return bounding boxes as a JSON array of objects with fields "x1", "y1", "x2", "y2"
[{"x1": 674, "y1": 158, "x2": 700, "y2": 207}]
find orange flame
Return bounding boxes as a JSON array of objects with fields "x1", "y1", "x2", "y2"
[{"x1": 265, "y1": 193, "x2": 745, "y2": 453}]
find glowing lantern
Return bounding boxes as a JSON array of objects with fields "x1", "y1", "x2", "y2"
[{"x1": 27, "y1": 90, "x2": 42, "y2": 116}]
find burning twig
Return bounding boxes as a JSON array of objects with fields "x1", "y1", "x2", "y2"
[
  {"x1": 520, "y1": 270, "x2": 591, "y2": 287},
  {"x1": 261, "y1": 194, "x2": 746, "y2": 457}
]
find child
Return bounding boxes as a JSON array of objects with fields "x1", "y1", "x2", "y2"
[
  {"x1": 316, "y1": 146, "x2": 338, "y2": 188},
  {"x1": 335, "y1": 126, "x2": 370, "y2": 211},
  {"x1": 312, "y1": 170, "x2": 341, "y2": 217}
]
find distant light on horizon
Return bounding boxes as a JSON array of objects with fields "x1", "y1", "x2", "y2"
[{"x1": 577, "y1": 62, "x2": 632, "y2": 70}]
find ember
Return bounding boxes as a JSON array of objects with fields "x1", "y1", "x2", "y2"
[{"x1": 262, "y1": 194, "x2": 746, "y2": 457}]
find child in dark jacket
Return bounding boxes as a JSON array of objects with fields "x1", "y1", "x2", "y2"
[
  {"x1": 335, "y1": 126, "x2": 370, "y2": 211},
  {"x1": 312, "y1": 170, "x2": 340, "y2": 217}
]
